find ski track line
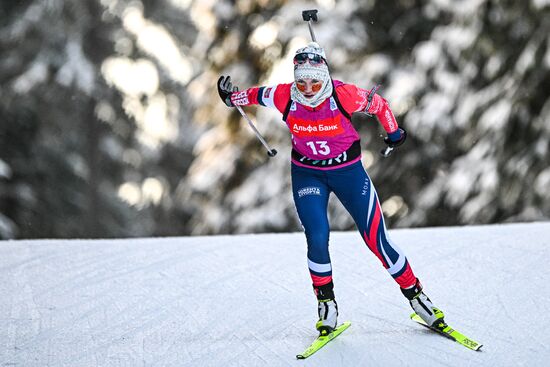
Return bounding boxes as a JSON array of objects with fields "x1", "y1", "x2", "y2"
[
  {"x1": 23, "y1": 245, "x2": 148, "y2": 300},
  {"x1": 399, "y1": 340, "x2": 456, "y2": 367},
  {"x1": 244, "y1": 329, "x2": 292, "y2": 367},
  {"x1": 13, "y1": 274, "x2": 173, "y2": 351},
  {"x1": 3, "y1": 244, "x2": 41, "y2": 365},
  {"x1": 10, "y1": 252, "x2": 207, "y2": 364},
  {"x1": 67, "y1": 291, "x2": 190, "y2": 365}
]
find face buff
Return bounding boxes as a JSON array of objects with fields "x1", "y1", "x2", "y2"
[{"x1": 290, "y1": 43, "x2": 333, "y2": 108}]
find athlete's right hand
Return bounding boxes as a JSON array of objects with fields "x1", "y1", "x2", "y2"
[{"x1": 217, "y1": 75, "x2": 238, "y2": 107}]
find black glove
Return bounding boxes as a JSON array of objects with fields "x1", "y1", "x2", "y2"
[
  {"x1": 217, "y1": 75, "x2": 238, "y2": 107},
  {"x1": 384, "y1": 128, "x2": 407, "y2": 148}
]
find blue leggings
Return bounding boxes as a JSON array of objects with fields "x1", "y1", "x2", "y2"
[{"x1": 291, "y1": 161, "x2": 416, "y2": 289}]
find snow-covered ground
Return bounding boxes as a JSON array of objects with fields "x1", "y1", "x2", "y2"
[{"x1": 1, "y1": 222, "x2": 549, "y2": 366}]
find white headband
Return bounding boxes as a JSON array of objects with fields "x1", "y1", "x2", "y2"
[{"x1": 294, "y1": 63, "x2": 330, "y2": 82}]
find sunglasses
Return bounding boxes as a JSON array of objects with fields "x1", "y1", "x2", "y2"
[
  {"x1": 293, "y1": 53, "x2": 326, "y2": 66},
  {"x1": 296, "y1": 79, "x2": 323, "y2": 93}
]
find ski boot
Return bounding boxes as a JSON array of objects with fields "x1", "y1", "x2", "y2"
[
  {"x1": 401, "y1": 278, "x2": 444, "y2": 327},
  {"x1": 314, "y1": 281, "x2": 338, "y2": 335}
]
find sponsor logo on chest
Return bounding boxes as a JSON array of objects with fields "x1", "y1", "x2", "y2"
[
  {"x1": 288, "y1": 113, "x2": 345, "y2": 138},
  {"x1": 292, "y1": 121, "x2": 341, "y2": 134}
]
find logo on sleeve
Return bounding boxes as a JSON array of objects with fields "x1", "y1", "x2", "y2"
[{"x1": 231, "y1": 91, "x2": 249, "y2": 106}]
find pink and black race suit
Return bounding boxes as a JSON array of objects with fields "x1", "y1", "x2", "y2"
[
  {"x1": 231, "y1": 79, "x2": 399, "y2": 170},
  {"x1": 231, "y1": 79, "x2": 417, "y2": 290}
]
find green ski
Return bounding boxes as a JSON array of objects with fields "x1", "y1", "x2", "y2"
[
  {"x1": 410, "y1": 313, "x2": 482, "y2": 351},
  {"x1": 296, "y1": 321, "x2": 351, "y2": 359}
]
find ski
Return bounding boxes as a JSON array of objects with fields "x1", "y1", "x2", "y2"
[
  {"x1": 296, "y1": 321, "x2": 351, "y2": 359},
  {"x1": 410, "y1": 313, "x2": 482, "y2": 351}
]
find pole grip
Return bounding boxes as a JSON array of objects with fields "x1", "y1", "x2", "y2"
[{"x1": 302, "y1": 9, "x2": 318, "y2": 42}]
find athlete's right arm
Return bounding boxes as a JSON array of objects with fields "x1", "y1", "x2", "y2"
[{"x1": 229, "y1": 82, "x2": 292, "y2": 114}]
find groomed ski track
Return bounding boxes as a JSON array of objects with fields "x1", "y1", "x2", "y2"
[{"x1": 1, "y1": 222, "x2": 549, "y2": 366}]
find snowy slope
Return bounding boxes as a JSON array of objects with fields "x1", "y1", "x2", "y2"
[{"x1": 1, "y1": 222, "x2": 549, "y2": 367}]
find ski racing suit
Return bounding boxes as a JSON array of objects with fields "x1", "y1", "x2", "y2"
[{"x1": 230, "y1": 80, "x2": 417, "y2": 291}]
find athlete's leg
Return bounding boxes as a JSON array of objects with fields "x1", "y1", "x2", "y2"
[
  {"x1": 292, "y1": 164, "x2": 338, "y2": 331},
  {"x1": 291, "y1": 164, "x2": 333, "y2": 289},
  {"x1": 329, "y1": 161, "x2": 416, "y2": 288},
  {"x1": 329, "y1": 161, "x2": 444, "y2": 325}
]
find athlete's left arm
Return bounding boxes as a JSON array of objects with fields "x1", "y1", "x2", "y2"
[{"x1": 335, "y1": 83, "x2": 400, "y2": 135}]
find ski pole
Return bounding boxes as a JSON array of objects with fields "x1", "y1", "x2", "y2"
[
  {"x1": 362, "y1": 84, "x2": 395, "y2": 158},
  {"x1": 302, "y1": 9, "x2": 318, "y2": 42},
  {"x1": 234, "y1": 104, "x2": 277, "y2": 157}
]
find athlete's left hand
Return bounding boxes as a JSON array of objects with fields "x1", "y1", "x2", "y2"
[{"x1": 384, "y1": 128, "x2": 407, "y2": 148}]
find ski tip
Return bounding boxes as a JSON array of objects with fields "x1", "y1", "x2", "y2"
[
  {"x1": 295, "y1": 320, "x2": 352, "y2": 359},
  {"x1": 474, "y1": 344, "x2": 483, "y2": 351}
]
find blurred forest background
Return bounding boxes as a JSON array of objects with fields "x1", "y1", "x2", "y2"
[{"x1": 0, "y1": 0, "x2": 549, "y2": 239}]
